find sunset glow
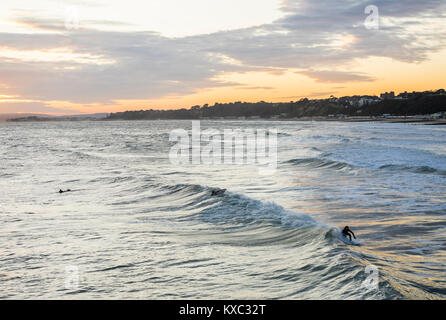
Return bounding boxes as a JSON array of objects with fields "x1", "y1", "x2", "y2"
[{"x1": 1, "y1": 0, "x2": 445, "y2": 114}]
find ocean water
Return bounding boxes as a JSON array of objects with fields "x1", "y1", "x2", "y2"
[{"x1": 0, "y1": 120, "x2": 445, "y2": 300}]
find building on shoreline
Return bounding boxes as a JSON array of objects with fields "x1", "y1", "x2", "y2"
[{"x1": 380, "y1": 91, "x2": 395, "y2": 100}]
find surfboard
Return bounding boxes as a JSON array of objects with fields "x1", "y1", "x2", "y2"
[{"x1": 338, "y1": 234, "x2": 361, "y2": 246}]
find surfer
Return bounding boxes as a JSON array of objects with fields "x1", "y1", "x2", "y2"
[
  {"x1": 59, "y1": 189, "x2": 71, "y2": 194},
  {"x1": 211, "y1": 189, "x2": 226, "y2": 196},
  {"x1": 342, "y1": 226, "x2": 356, "y2": 241}
]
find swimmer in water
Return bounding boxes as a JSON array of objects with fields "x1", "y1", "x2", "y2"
[{"x1": 211, "y1": 189, "x2": 226, "y2": 196}]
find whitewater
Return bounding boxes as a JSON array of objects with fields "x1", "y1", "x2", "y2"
[{"x1": 0, "y1": 120, "x2": 445, "y2": 299}]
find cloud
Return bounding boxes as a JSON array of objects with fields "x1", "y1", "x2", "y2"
[
  {"x1": 280, "y1": 91, "x2": 335, "y2": 100},
  {"x1": 300, "y1": 70, "x2": 375, "y2": 83},
  {"x1": 0, "y1": 0, "x2": 445, "y2": 110},
  {"x1": 0, "y1": 30, "x2": 251, "y2": 104},
  {"x1": 200, "y1": 0, "x2": 446, "y2": 68},
  {"x1": 236, "y1": 85, "x2": 276, "y2": 90},
  {"x1": 13, "y1": 16, "x2": 135, "y2": 33},
  {"x1": 0, "y1": 101, "x2": 80, "y2": 114}
]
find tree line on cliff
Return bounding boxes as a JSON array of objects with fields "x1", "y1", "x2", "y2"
[{"x1": 106, "y1": 91, "x2": 446, "y2": 120}]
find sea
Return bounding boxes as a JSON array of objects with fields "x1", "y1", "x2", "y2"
[{"x1": 0, "y1": 120, "x2": 445, "y2": 299}]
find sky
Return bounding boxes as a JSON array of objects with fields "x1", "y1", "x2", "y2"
[{"x1": 0, "y1": 0, "x2": 445, "y2": 114}]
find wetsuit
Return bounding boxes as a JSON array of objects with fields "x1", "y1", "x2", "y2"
[{"x1": 342, "y1": 227, "x2": 356, "y2": 241}]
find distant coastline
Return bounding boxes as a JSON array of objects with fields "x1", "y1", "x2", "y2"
[
  {"x1": 7, "y1": 115, "x2": 446, "y2": 125},
  {"x1": 3, "y1": 113, "x2": 109, "y2": 123},
  {"x1": 5, "y1": 89, "x2": 446, "y2": 124}
]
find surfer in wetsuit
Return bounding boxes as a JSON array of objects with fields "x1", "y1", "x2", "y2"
[
  {"x1": 342, "y1": 226, "x2": 356, "y2": 241},
  {"x1": 211, "y1": 189, "x2": 226, "y2": 196},
  {"x1": 59, "y1": 189, "x2": 71, "y2": 194}
]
